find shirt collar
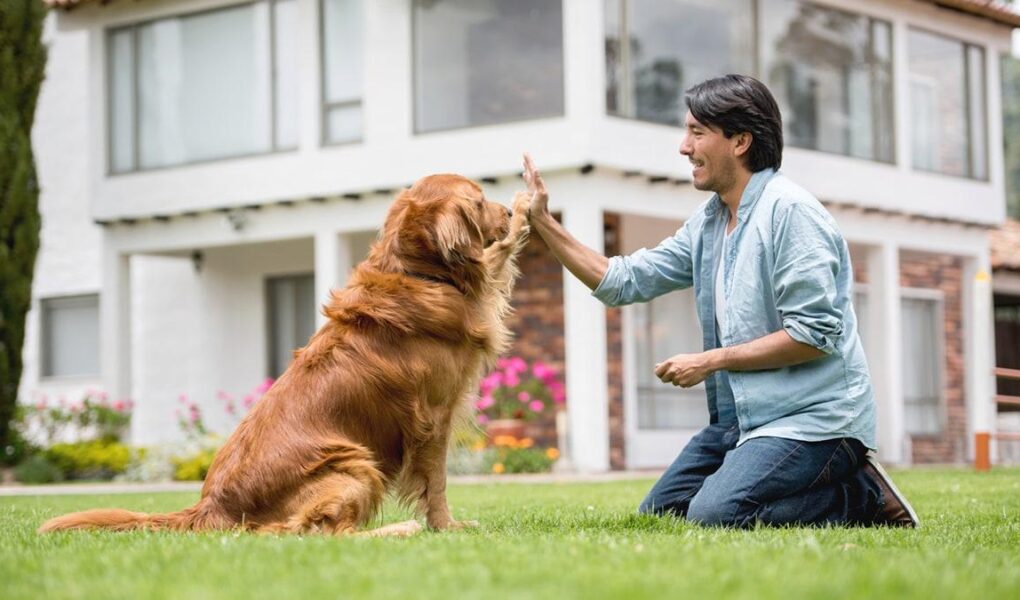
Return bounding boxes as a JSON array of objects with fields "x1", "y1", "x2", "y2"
[{"x1": 704, "y1": 168, "x2": 777, "y2": 220}]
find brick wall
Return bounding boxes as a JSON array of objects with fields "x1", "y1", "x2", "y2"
[
  {"x1": 504, "y1": 213, "x2": 627, "y2": 468},
  {"x1": 505, "y1": 220, "x2": 565, "y2": 450},
  {"x1": 851, "y1": 248, "x2": 967, "y2": 463},
  {"x1": 605, "y1": 213, "x2": 626, "y2": 470}
]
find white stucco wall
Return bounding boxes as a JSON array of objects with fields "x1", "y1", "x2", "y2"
[{"x1": 22, "y1": 0, "x2": 1012, "y2": 463}]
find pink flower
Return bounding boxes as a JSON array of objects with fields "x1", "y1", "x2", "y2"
[
  {"x1": 178, "y1": 394, "x2": 188, "y2": 405},
  {"x1": 216, "y1": 390, "x2": 232, "y2": 401},
  {"x1": 479, "y1": 372, "x2": 502, "y2": 395},
  {"x1": 509, "y1": 357, "x2": 527, "y2": 373},
  {"x1": 225, "y1": 401, "x2": 236, "y2": 415},
  {"x1": 529, "y1": 400, "x2": 545, "y2": 413},
  {"x1": 476, "y1": 395, "x2": 495, "y2": 410},
  {"x1": 552, "y1": 389, "x2": 566, "y2": 405},
  {"x1": 255, "y1": 378, "x2": 275, "y2": 395},
  {"x1": 532, "y1": 362, "x2": 553, "y2": 379},
  {"x1": 476, "y1": 414, "x2": 490, "y2": 425},
  {"x1": 242, "y1": 394, "x2": 256, "y2": 410},
  {"x1": 34, "y1": 399, "x2": 47, "y2": 410},
  {"x1": 518, "y1": 391, "x2": 531, "y2": 404},
  {"x1": 497, "y1": 358, "x2": 511, "y2": 370},
  {"x1": 503, "y1": 371, "x2": 520, "y2": 387},
  {"x1": 112, "y1": 400, "x2": 126, "y2": 412}
]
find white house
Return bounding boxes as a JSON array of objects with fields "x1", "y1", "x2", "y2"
[{"x1": 23, "y1": 0, "x2": 1018, "y2": 471}]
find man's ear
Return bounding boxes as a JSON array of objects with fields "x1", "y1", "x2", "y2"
[{"x1": 733, "y1": 131, "x2": 753, "y2": 159}]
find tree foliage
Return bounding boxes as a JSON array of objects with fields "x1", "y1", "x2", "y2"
[{"x1": 0, "y1": 0, "x2": 47, "y2": 456}]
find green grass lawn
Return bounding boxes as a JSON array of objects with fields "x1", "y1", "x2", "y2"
[{"x1": 2, "y1": 469, "x2": 1019, "y2": 600}]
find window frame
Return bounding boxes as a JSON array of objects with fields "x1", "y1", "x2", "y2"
[
  {"x1": 318, "y1": 0, "x2": 365, "y2": 147},
  {"x1": 605, "y1": 0, "x2": 761, "y2": 130},
  {"x1": 105, "y1": 0, "x2": 298, "y2": 175},
  {"x1": 906, "y1": 26, "x2": 989, "y2": 181},
  {"x1": 39, "y1": 293, "x2": 102, "y2": 381},
  {"x1": 264, "y1": 272, "x2": 316, "y2": 379},
  {"x1": 410, "y1": 0, "x2": 567, "y2": 135},
  {"x1": 855, "y1": 285, "x2": 947, "y2": 436}
]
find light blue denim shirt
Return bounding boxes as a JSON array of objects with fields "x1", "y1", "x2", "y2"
[{"x1": 593, "y1": 169, "x2": 876, "y2": 449}]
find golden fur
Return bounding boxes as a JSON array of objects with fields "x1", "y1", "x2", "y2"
[{"x1": 39, "y1": 174, "x2": 531, "y2": 536}]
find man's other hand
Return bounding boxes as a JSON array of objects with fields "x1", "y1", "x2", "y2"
[{"x1": 655, "y1": 352, "x2": 719, "y2": 387}]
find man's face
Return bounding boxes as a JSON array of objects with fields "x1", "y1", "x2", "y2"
[{"x1": 678, "y1": 111, "x2": 742, "y2": 193}]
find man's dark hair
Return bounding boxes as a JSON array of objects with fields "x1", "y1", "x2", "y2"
[{"x1": 684, "y1": 74, "x2": 784, "y2": 172}]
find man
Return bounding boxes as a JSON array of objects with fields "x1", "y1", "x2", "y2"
[{"x1": 523, "y1": 74, "x2": 918, "y2": 528}]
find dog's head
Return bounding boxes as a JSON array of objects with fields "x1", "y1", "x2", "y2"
[{"x1": 369, "y1": 174, "x2": 512, "y2": 294}]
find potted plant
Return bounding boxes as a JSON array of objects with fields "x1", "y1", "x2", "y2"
[{"x1": 476, "y1": 357, "x2": 565, "y2": 444}]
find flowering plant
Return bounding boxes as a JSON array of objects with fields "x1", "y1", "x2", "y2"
[
  {"x1": 475, "y1": 357, "x2": 565, "y2": 424},
  {"x1": 23, "y1": 390, "x2": 133, "y2": 445},
  {"x1": 175, "y1": 378, "x2": 274, "y2": 441}
]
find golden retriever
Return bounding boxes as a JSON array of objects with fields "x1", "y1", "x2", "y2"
[{"x1": 40, "y1": 174, "x2": 531, "y2": 536}]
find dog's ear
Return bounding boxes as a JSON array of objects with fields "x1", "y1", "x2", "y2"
[
  {"x1": 433, "y1": 202, "x2": 482, "y2": 264},
  {"x1": 430, "y1": 202, "x2": 485, "y2": 292}
]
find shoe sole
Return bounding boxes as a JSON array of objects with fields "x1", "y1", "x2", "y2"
[{"x1": 865, "y1": 453, "x2": 920, "y2": 527}]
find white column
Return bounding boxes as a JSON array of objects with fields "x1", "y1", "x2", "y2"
[
  {"x1": 100, "y1": 243, "x2": 132, "y2": 436},
  {"x1": 866, "y1": 242, "x2": 905, "y2": 464},
  {"x1": 561, "y1": 201, "x2": 609, "y2": 472},
  {"x1": 314, "y1": 231, "x2": 353, "y2": 326},
  {"x1": 963, "y1": 254, "x2": 996, "y2": 462},
  {"x1": 891, "y1": 18, "x2": 912, "y2": 174}
]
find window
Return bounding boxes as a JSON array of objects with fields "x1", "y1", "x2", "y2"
[
  {"x1": 41, "y1": 295, "x2": 100, "y2": 378},
  {"x1": 760, "y1": 0, "x2": 894, "y2": 162},
  {"x1": 108, "y1": 0, "x2": 298, "y2": 173},
  {"x1": 266, "y1": 274, "x2": 316, "y2": 378},
  {"x1": 854, "y1": 290, "x2": 944, "y2": 435},
  {"x1": 632, "y1": 291, "x2": 709, "y2": 430},
  {"x1": 321, "y1": 0, "x2": 364, "y2": 144},
  {"x1": 908, "y1": 29, "x2": 987, "y2": 179},
  {"x1": 605, "y1": 0, "x2": 754, "y2": 126},
  {"x1": 413, "y1": 0, "x2": 564, "y2": 133},
  {"x1": 901, "y1": 296, "x2": 943, "y2": 435}
]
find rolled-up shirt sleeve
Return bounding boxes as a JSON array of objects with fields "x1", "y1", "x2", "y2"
[
  {"x1": 772, "y1": 202, "x2": 845, "y2": 355},
  {"x1": 592, "y1": 220, "x2": 695, "y2": 307}
]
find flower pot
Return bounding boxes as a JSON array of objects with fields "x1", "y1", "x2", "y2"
[{"x1": 485, "y1": 418, "x2": 527, "y2": 444}]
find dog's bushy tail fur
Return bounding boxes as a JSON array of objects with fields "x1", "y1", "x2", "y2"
[{"x1": 38, "y1": 500, "x2": 227, "y2": 533}]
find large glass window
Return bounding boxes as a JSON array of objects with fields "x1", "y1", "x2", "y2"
[
  {"x1": 854, "y1": 290, "x2": 944, "y2": 435},
  {"x1": 266, "y1": 274, "x2": 316, "y2": 378},
  {"x1": 108, "y1": 0, "x2": 298, "y2": 173},
  {"x1": 605, "y1": 0, "x2": 753, "y2": 126},
  {"x1": 632, "y1": 291, "x2": 709, "y2": 430},
  {"x1": 761, "y1": 0, "x2": 894, "y2": 162},
  {"x1": 413, "y1": 0, "x2": 564, "y2": 133},
  {"x1": 901, "y1": 296, "x2": 943, "y2": 435},
  {"x1": 908, "y1": 29, "x2": 987, "y2": 179},
  {"x1": 321, "y1": 0, "x2": 364, "y2": 144},
  {"x1": 41, "y1": 295, "x2": 100, "y2": 379}
]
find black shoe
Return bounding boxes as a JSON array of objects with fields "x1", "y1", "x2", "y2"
[{"x1": 862, "y1": 453, "x2": 919, "y2": 528}]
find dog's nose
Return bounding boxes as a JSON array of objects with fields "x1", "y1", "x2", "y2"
[{"x1": 506, "y1": 207, "x2": 513, "y2": 217}]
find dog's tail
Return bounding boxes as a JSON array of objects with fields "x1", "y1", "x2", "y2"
[{"x1": 38, "y1": 501, "x2": 225, "y2": 534}]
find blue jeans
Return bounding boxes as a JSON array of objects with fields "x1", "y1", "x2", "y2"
[{"x1": 638, "y1": 422, "x2": 881, "y2": 527}]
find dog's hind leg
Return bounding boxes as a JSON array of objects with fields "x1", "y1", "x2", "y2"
[
  {"x1": 277, "y1": 441, "x2": 387, "y2": 535},
  {"x1": 278, "y1": 471, "x2": 384, "y2": 535}
]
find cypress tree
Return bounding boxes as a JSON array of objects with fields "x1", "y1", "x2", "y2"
[{"x1": 0, "y1": 0, "x2": 47, "y2": 459}]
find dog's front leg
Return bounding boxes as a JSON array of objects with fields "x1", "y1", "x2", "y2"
[
  {"x1": 483, "y1": 192, "x2": 532, "y2": 281},
  {"x1": 413, "y1": 429, "x2": 477, "y2": 531}
]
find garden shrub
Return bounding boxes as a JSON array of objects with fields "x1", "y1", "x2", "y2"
[
  {"x1": 44, "y1": 439, "x2": 130, "y2": 480},
  {"x1": 13, "y1": 454, "x2": 63, "y2": 484}
]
